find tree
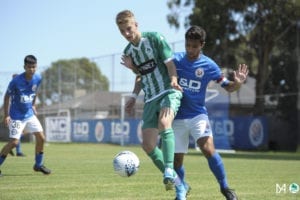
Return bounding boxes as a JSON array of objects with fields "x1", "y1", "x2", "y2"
[
  {"x1": 167, "y1": 0, "x2": 300, "y2": 150},
  {"x1": 167, "y1": 0, "x2": 299, "y2": 114},
  {"x1": 40, "y1": 57, "x2": 109, "y2": 105}
]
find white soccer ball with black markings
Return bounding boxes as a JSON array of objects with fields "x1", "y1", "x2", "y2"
[{"x1": 113, "y1": 150, "x2": 140, "y2": 177}]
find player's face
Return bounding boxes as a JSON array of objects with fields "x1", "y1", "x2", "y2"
[
  {"x1": 185, "y1": 39, "x2": 204, "y2": 61},
  {"x1": 24, "y1": 63, "x2": 37, "y2": 76},
  {"x1": 118, "y1": 19, "x2": 140, "y2": 45}
]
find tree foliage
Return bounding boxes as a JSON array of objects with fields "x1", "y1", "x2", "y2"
[
  {"x1": 167, "y1": 0, "x2": 299, "y2": 116},
  {"x1": 40, "y1": 57, "x2": 109, "y2": 105}
]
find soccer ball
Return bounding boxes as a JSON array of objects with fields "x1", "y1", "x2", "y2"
[{"x1": 113, "y1": 150, "x2": 140, "y2": 177}]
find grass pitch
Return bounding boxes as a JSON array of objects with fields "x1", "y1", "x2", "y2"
[{"x1": 0, "y1": 142, "x2": 299, "y2": 200}]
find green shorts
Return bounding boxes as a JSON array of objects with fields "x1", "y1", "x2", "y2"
[{"x1": 142, "y1": 90, "x2": 182, "y2": 129}]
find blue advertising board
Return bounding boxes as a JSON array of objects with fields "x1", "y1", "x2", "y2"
[
  {"x1": 71, "y1": 119, "x2": 142, "y2": 144},
  {"x1": 231, "y1": 116, "x2": 268, "y2": 149},
  {"x1": 70, "y1": 116, "x2": 267, "y2": 150}
]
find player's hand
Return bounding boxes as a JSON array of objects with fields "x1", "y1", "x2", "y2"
[
  {"x1": 233, "y1": 64, "x2": 248, "y2": 84},
  {"x1": 121, "y1": 55, "x2": 139, "y2": 74},
  {"x1": 3, "y1": 116, "x2": 10, "y2": 127},
  {"x1": 125, "y1": 98, "x2": 136, "y2": 116},
  {"x1": 170, "y1": 76, "x2": 183, "y2": 92}
]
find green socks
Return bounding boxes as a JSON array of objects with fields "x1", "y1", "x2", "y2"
[
  {"x1": 148, "y1": 147, "x2": 164, "y2": 173},
  {"x1": 160, "y1": 128, "x2": 175, "y2": 169},
  {"x1": 147, "y1": 129, "x2": 175, "y2": 173}
]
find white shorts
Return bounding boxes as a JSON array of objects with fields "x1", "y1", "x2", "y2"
[
  {"x1": 173, "y1": 114, "x2": 213, "y2": 153},
  {"x1": 9, "y1": 115, "x2": 43, "y2": 139}
]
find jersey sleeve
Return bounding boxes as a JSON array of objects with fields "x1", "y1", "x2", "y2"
[
  {"x1": 209, "y1": 61, "x2": 230, "y2": 87},
  {"x1": 207, "y1": 59, "x2": 223, "y2": 81},
  {"x1": 150, "y1": 32, "x2": 173, "y2": 63}
]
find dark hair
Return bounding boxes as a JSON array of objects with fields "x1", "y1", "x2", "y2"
[
  {"x1": 24, "y1": 55, "x2": 37, "y2": 64},
  {"x1": 185, "y1": 26, "x2": 206, "y2": 43}
]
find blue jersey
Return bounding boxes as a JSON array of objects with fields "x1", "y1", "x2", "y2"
[
  {"x1": 173, "y1": 52, "x2": 224, "y2": 119},
  {"x1": 6, "y1": 72, "x2": 41, "y2": 120}
]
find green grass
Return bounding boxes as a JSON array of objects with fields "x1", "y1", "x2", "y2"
[{"x1": 0, "y1": 142, "x2": 299, "y2": 200}]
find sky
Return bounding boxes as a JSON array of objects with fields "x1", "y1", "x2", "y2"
[
  {"x1": 0, "y1": 0, "x2": 188, "y2": 105},
  {"x1": 0, "y1": 0, "x2": 187, "y2": 68}
]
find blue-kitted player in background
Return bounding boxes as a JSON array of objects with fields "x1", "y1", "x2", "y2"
[
  {"x1": 0, "y1": 55, "x2": 51, "y2": 176},
  {"x1": 172, "y1": 25, "x2": 248, "y2": 200}
]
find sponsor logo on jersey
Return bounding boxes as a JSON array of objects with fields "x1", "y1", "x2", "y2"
[
  {"x1": 178, "y1": 77, "x2": 201, "y2": 92},
  {"x1": 20, "y1": 94, "x2": 36, "y2": 103},
  {"x1": 138, "y1": 59, "x2": 157, "y2": 75}
]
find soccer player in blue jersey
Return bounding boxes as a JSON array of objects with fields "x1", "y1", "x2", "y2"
[
  {"x1": 172, "y1": 25, "x2": 248, "y2": 200},
  {"x1": 0, "y1": 55, "x2": 51, "y2": 176},
  {"x1": 116, "y1": 10, "x2": 187, "y2": 199}
]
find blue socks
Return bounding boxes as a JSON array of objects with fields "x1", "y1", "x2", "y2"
[
  {"x1": 175, "y1": 165, "x2": 185, "y2": 182},
  {"x1": 35, "y1": 152, "x2": 44, "y2": 167},
  {"x1": 208, "y1": 152, "x2": 228, "y2": 189},
  {"x1": 16, "y1": 142, "x2": 22, "y2": 154},
  {"x1": 0, "y1": 155, "x2": 7, "y2": 166},
  {"x1": 1, "y1": 152, "x2": 43, "y2": 168}
]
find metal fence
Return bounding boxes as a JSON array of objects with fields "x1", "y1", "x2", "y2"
[{"x1": 0, "y1": 40, "x2": 185, "y2": 107}]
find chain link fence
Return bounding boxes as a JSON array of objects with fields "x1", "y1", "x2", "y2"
[{"x1": 0, "y1": 40, "x2": 185, "y2": 106}]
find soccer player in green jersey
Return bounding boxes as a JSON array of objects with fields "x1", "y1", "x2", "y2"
[{"x1": 116, "y1": 10, "x2": 186, "y2": 200}]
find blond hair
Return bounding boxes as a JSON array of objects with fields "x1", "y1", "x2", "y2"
[{"x1": 116, "y1": 10, "x2": 135, "y2": 25}]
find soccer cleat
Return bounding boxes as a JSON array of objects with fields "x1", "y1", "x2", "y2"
[
  {"x1": 16, "y1": 152, "x2": 26, "y2": 157},
  {"x1": 221, "y1": 188, "x2": 238, "y2": 200},
  {"x1": 183, "y1": 182, "x2": 191, "y2": 196},
  {"x1": 174, "y1": 183, "x2": 187, "y2": 200},
  {"x1": 33, "y1": 165, "x2": 51, "y2": 175},
  {"x1": 0, "y1": 170, "x2": 2, "y2": 177},
  {"x1": 163, "y1": 168, "x2": 175, "y2": 191}
]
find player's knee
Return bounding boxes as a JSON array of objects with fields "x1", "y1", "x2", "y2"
[
  {"x1": 141, "y1": 142, "x2": 154, "y2": 154},
  {"x1": 199, "y1": 143, "x2": 215, "y2": 158},
  {"x1": 10, "y1": 140, "x2": 19, "y2": 148}
]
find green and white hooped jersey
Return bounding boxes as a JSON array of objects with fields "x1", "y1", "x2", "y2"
[{"x1": 124, "y1": 32, "x2": 174, "y2": 103}]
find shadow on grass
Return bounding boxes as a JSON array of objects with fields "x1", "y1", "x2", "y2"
[
  {"x1": 187, "y1": 151, "x2": 300, "y2": 161},
  {"x1": 0, "y1": 173, "x2": 34, "y2": 177}
]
